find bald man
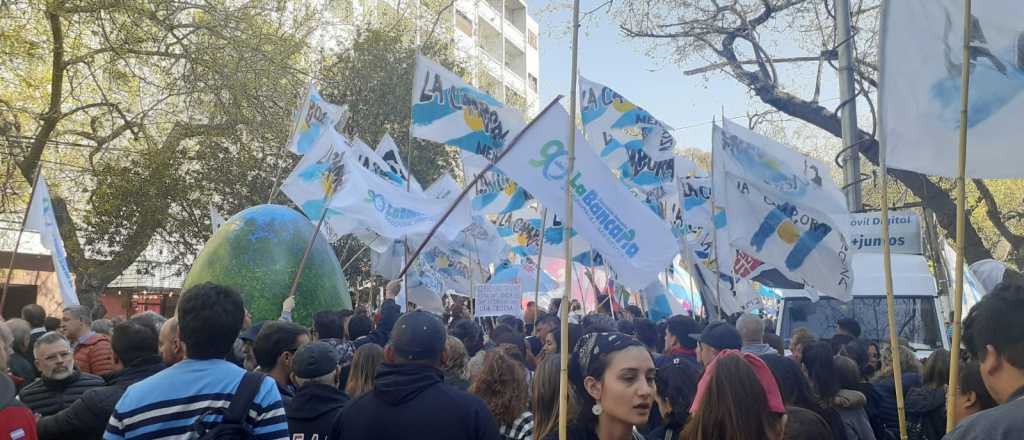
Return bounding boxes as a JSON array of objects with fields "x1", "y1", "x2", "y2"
[{"x1": 158, "y1": 317, "x2": 184, "y2": 365}]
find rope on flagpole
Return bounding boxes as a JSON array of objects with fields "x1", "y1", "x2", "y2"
[
  {"x1": 0, "y1": 165, "x2": 43, "y2": 317},
  {"x1": 560, "y1": 1, "x2": 581, "y2": 439},
  {"x1": 945, "y1": 0, "x2": 974, "y2": 433}
]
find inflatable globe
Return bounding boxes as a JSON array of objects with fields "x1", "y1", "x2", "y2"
[{"x1": 182, "y1": 204, "x2": 351, "y2": 324}]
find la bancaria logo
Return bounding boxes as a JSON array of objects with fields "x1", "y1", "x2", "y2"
[
  {"x1": 364, "y1": 190, "x2": 427, "y2": 224},
  {"x1": 527, "y1": 140, "x2": 641, "y2": 258}
]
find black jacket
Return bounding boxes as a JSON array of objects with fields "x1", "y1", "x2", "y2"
[
  {"x1": 35, "y1": 357, "x2": 164, "y2": 440},
  {"x1": 904, "y1": 386, "x2": 946, "y2": 440},
  {"x1": 287, "y1": 383, "x2": 349, "y2": 439},
  {"x1": 18, "y1": 368, "x2": 104, "y2": 416},
  {"x1": 332, "y1": 363, "x2": 500, "y2": 440},
  {"x1": 872, "y1": 373, "x2": 922, "y2": 438},
  {"x1": 7, "y1": 351, "x2": 37, "y2": 390},
  {"x1": 353, "y1": 299, "x2": 401, "y2": 350}
]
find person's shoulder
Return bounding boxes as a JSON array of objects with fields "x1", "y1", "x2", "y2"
[
  {"x1": 19, "y1": 377, "x2": 45, "y2": 395},
  {"x1": 944, "y1": 403, "x2": 1023, "y2": 440},
  {"x1": 82, "y1": 333, "x2": 111, "y2": 346},
  {"x1": 76, "y1": 372, "x2": 105, "y2": 386}
]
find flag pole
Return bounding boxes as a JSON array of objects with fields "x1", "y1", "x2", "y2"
[
  {"x1": 287, "y1": 175, "x2": 336, "y2": 298},
  {"x1": 533, "y1": 208, "x2": 548, "y2": 332},
  {"x1": 945, "y1": 0, "x2": 973, "y2": 432},
  {"x1": 560, "y1": 1, "x2": 581, "y2": 439},
  {"x1": 396, "y1": 97, "x2": 564, "y2": 281},
  {"x1": 710, "y1": 118, "x2": 723, "y2": 320},
  {"x1": 0, "y1": 166, "x2": 43, "y2": 317},
  {"x1": 878, "y1": 90, "x2": 909, "y2": 440}
]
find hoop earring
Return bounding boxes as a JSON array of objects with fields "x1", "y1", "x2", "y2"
[{"x1": 592, "y1": 403, "x2": 603, "y2": 416}]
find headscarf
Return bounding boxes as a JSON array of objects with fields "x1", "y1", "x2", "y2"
[
  {"x1": 690, "y1": 349, "x2": 786, "y2": 414},
  {"x1": 574, "y1": 332, "x2": 644, "y2": 378}
]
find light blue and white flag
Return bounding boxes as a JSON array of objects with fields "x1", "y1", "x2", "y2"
[
  {"x1": 461, "y1": 151, "x2": 532, "y2": 214},
  {"x1": 712, "y1": 120, "x2": 852, "y2": 300},
  {"x1": 411, "y1": 54, "x2": 526, "y2": 157},
  {"x1": 493, "y1": 207, "x2": 596, "y2": 266},
  {"x1": 419, "y1": 243, "x2": 485, "y2": 294},
  {"x1": 410, "y1": 54, "x2": 531, "y2": 214},
  {"x1": 25, "y1": 175, "x2": 78, "y2": 305},
  {"x1": 286, "y1": 83, "x2": 347, "y2": 155},
  {"x1": 492, "y1": 258, "x2": 558, "y2": 292},
  {"x1": 443, "y1": 215, "x2": 508, "y2": 268},
  {"x1": 881, "y1": 0, "x2": 1024, "y2": 178},
  {"x1": 375, "y1": 133, "x2": 423, "y2": 192},
  {"x1": 579, "y1": 77, "x2": 677, "y2": 192},
  {"x1": 495, "y1": 98, "x2": 676, "y2": 289}
]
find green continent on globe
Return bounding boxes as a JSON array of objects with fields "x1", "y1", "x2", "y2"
[{"x1": 182, "y1": 204, "x2": 351, "y2": 325}]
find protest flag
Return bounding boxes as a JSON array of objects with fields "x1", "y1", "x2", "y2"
[
  {"x1": 880, "y1": 0, "x2": 1024, "y2": 178},
  {"x1": 410, "y1": 54, "x2": 532, "y2": 214},
  {"x1": 286, "y1": 83, "x2": 347, "y2": 155},
  {"x1": 495, "y1": 98, "x2": 677, "y2": 290},
  {"x1": 24, "y1": 174, "x2": 79, "y2": 306},
  {"x1": 712, "y1": 120, "x2": 853, "y2": 300}
]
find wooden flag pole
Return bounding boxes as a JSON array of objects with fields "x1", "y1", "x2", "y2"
[
  {"x1": 560, "y1": 1, "x2": 581, "y2": 439},
  {"x1": 287, "y1": 175, "x2": 336, "y2": 298},
  {"x1": 396, "y1": 97, "x2": 563, "y2": 281},
  {"x1": 533, "y1": 208, "x2": 548, "y2": 332},
  {"x1": 0, "y1": 166, "x2": 42, "y2": 317},
  {"x1": 946, "y1": 0, "x2": 974, "y2": 432},
  {"x1": 879, "y1": 98, "x2": 909, "y2": 440}
]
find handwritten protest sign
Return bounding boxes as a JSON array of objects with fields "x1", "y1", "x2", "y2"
[{"x1": 474, "y1": 284, "x2": 523, "y2": 318}]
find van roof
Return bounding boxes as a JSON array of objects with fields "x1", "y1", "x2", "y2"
[{"x1": 779, "y1": 253, "x2": 937, "y2": 299}]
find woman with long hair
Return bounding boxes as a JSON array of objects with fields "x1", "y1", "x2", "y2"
[
  {"x1": 801, "y1": 341, "x2": 855, "y2": 440},
  {"x1": 442, "y1": 336, "x2": 470, "y2": 391},
  {"x1": 647, "y1": 363, "x2": 699, "y2": 440},
  {"x1": 544, "y1": 332, "x2": 655, "y2": 440},
  {"x1": 871, "y1": 343, "x2": 923, "y2": 439},
  {"x1": 683, "y1": 351, "x2": 787, "y2": 440},
  {"x1": 344, "y1": 343, "x2": 383, "y2": 399},
  {"x1": 905, "y1": 349, "x2": 950, "y2": 440},
  {"x1": 471, "y1": 348, "x2": 533, "y2": 440},
  {"x1": 532, "y1": 354, "x2": 569, "y2": 440}
]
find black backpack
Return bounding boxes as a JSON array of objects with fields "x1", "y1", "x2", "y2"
[{"x1": 193, "y1": 372, "x2": 265, "y2": 440}]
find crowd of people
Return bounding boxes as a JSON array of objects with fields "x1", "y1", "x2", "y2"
[{"x1": 1, "y1": 277, "x2": 1023, "y2": 440}]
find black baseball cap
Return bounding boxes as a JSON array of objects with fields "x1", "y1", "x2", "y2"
[
  {"x1": 389, "y1": 310, "x2": 446, "y2": 362},
  {"x1": 690, "y1": 321, "x2": 742, "y2": 351},
  {"x1": 239, "y1": 321, "x2": 267, "y2": 343},
  {"x1": 292, "y1": 341, "x2": 341, "y2": 379}
]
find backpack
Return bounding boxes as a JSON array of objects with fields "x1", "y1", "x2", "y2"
[{"x1": 193, "y1": 372, "x2": 265, "y2": 440}]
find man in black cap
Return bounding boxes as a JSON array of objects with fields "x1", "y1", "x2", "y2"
[
  {"x1": 331, "y1": 310, "x2": 500, "y2": 440},
  {"x1": 287, "y1": 341, "x2": 349, "y2": 439},
  {"x1": 691, "y1": 321, "x2": 743, "y2": 366}
]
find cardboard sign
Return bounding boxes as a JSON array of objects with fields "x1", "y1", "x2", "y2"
[{"x1": 475, "y1": 284, "x2": 523, "y2": 318}]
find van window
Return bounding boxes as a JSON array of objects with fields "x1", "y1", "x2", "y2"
[{"x1": 779, "y1": 296, "x2": 942, "y2": 349}]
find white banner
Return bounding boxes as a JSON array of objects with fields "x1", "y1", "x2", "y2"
[
  {"x1": 461, "y1": 151, "x2": 532, "y2": 214},
  {"x1": 25, "y1": 176, "x2": 78, "y2": 306},
  {"x1": 713, "y1": 121, "x2": 852, "y2": 300},
  {"x1": 849, "y1": 211, "x2": 922, "y2": 254},
  {"x1": 286, "y1": 83, "x2": 348, "y2": 155},
  {"x1": 474, "y1": 283, "x2": 523, "y2": 318},
  {"x1": 880, "y1": 0, "x2": 1024, "y2": 178},
  {"x1": 331, "y1": 150, "x2": 471, "y2": 241},
  {"x1": 496, "y1": 99, "x2": 676, "y2": 289},
  {"x1": 375, "y1": 133, "x2": 423, "y2": 192}
]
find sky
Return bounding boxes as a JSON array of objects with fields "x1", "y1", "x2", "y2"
[{"x1": 525, "y1": 0, "x2": 844, "y2": 152}]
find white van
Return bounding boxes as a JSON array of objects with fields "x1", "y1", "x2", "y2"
[{"x1": 776, "y1": 253, "x2": 947, "y2": 353}]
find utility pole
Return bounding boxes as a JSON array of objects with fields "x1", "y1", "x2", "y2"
[{"x1": 835, "y1": 0, "x2": 863, "y2": 211}]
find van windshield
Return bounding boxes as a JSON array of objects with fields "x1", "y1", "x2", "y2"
[{"x1": 779, "y1": 296, "x2": 943, "y2": 349}]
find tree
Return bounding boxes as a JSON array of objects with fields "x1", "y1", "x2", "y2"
[
  {"x1": 608, "y1": 0, "x2": 1017, "y2": 264},
  {"x1": 315, "y1": 2, "x2": 468, "y2": 295},
  {"x1": 1, "y1": 0, "x2": 318, "y2": 307}
]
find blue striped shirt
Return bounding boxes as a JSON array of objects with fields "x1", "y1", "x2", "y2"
[{"x1": 104, "y1": 359, "x2": 288, "y2": 440}]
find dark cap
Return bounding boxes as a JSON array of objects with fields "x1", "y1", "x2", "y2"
[
  {"x1": 389, "y1": 310, "x2": 446, "y2": 362},
  {"x1": 690, "y1": 321, "x2": 742, "y2": 351},
  {"x1": 292, "y1": 342, "x2": 341, "y2": 379},
  {"x1": 239, "y1": 321, "x2": 267, "y2": 343}
]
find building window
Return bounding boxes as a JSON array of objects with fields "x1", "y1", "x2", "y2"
[
  {"x1": 528, "y1": 31, "x2": 538, "y2": 49},
  {"x1": 529, "y1": 73, "x2": 538, "y2": 93},
  {"x1": 456, "y1": 10, "x2": 474, "y2": 36}
]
